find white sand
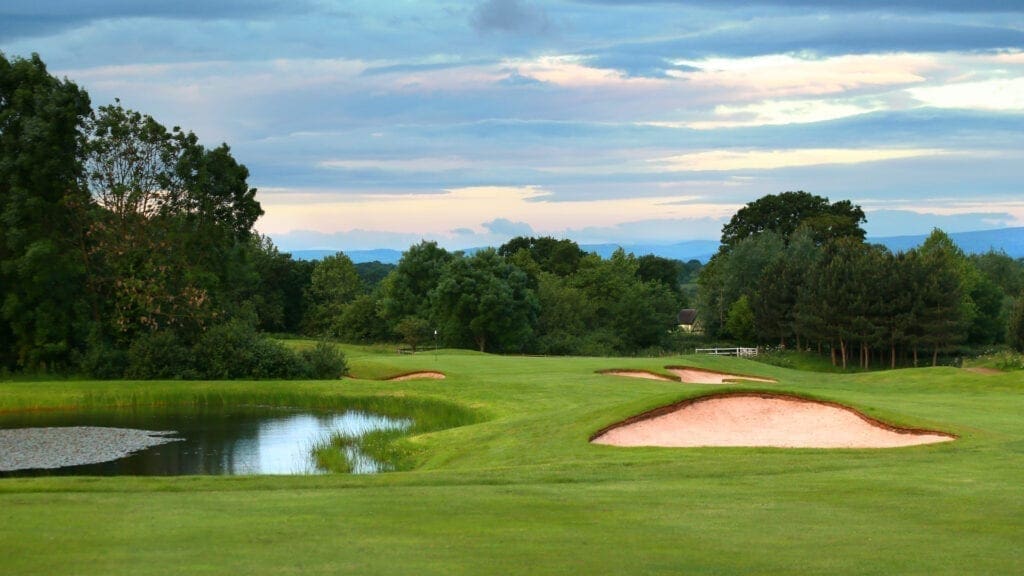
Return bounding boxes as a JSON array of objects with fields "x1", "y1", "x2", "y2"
[
  {"x1": 592, "y1": 394, "x2": 954, "y2": 449},
  {"x1": 387, "y1": 371, "x2": 446, "y2": 381},
  {"x1": 666, "y1": 367, "x2": 776, "y2": 384}
]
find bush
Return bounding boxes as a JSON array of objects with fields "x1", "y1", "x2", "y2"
[
  {"x1": 78, "y1": 334, "x2": 128, "y2": 379},
  {"x1": 125, "y1": 330, "x2": 194, "y2": 379},
  {"x1": 193, "y1": 320, "x2": 260, "y2": 379},
  {"x1": 250, "y1": 337, "x2": 310, "y2": 379},
  {"x1": 301, "y1": 340, "x2": 349, "y2": 379},
  {"x1": 194, "y1": 320, "x2": 314, "y2": 379}
]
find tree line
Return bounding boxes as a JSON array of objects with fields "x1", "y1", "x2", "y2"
[
  {"x1": 286, "y1": 236, "x2": 694, "y2": 356},
  {"x1": 4, "y1": 53, "x2": 1021, "y2": 377},
  {"x1": 696, "y1": 192, "x2": 1024, "y2": 368}
]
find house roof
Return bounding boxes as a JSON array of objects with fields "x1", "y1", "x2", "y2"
[{"x1": 677, "y1": 308, "x2": 698, "y2": 325}]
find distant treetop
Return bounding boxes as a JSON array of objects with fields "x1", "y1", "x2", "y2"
[{"x1": 719, "y1": 191, "x2": 866, "y2": 252}]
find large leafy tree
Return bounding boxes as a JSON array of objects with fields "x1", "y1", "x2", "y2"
[
  {"x1": 0, "y1": 53, "x2": 92, "y2": 370},
  {"x1": 498, "y1": 236, "x2": 585, "y2": 277},
  {"x1": 430, "y1": 249, "x2": 538, "y2": 353},
  {"x1": 82, "y1": 100, "x2": 263, "y2": 342},
  {"x1": 380, "y1": 240, "x2": 454, "y2": 329},
  {"x1": 719, "y1": 191, "x2": 866, "y2": 252},
  {"x1": 247, "y1": 235, "x2": 313, "y2": 333},
  {"x1": 570, "y1": 249, "x2": 677, "y2": 353},
  {"x1": 304, "y1": 252, "x2": 362, "y2": 336}
]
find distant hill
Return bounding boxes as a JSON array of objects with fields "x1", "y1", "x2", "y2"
[
  {"x1": 871, "y1": 227, "x2": 1024, "y2": 257},
  {"x1": 285, "y1": 228, "x2": 1024, "y2": 264},
  {"x1": 579, "y1": 240, "x2": 720, "y2": 262},
  {"x1": 288, "y1": 240, "x2": 719, "y2": 264},
  {"x1": 290, "y1": 248, "x2": 405, "y2": 264}
]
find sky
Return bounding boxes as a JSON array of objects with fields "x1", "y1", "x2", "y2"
[{"x1": 3, "y1": 0, "x2": 1023, "y2": 251}]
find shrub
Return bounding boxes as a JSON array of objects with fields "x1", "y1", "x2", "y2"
[
  {"x1": 125, "y1": 330, "x2": 193, "y2": 379},
  {"x1": 250, "y1": 337, "x2": 309, "y2": 379},
  {"x1": 193, "y1": 320, "x2": 260, "y2": 379},
  {"x1": 301, "y1": 340, "x2": 349, "y2": 379},
  {"x1": 78, "y1": 334, "x2": 128, "y2": 379}
]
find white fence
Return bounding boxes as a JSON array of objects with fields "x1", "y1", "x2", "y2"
[{"x1": 695, "y1": 347, "x2": 759, "y2": 357}]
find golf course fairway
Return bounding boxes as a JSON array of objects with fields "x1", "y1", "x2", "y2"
[{"x1": 1, "y1": 347, "x2": 1021, "y2": 575}]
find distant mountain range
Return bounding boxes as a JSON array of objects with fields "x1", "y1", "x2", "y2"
[{"x1": 287, "y1": 227, "x2": 1024, "y2": 264}]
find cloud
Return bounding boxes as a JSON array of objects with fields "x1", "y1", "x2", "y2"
[
  {"x1": 317, "y1": 157, "x2": 473, "y2": 172},
  {"x1": 481, "y1": 218, "x2": 535, "y2": 236},
  {"x1": 908, "y1": 78, "x2": 1024, "y2": 112},
  {"x1": 650, "y1": 148, "x2": 951, "y2": 172},
  {"x1": 565, "y1": 218, "x2": 729, "y2": 244},
  {"x1": 266, "y1": 229, "x2": 428, "y2": 252},
  {"x1": 575, "y1": 1, "x2": 1024, "y2": 14},
  {"x1": 668, "y1": 53, "x2": 934, "y2": 101},
  {"x1": 470, "y1": 0, "x2": 551, "y2": 35},
  {"x1": 0, "y1": 0, "x2": 310, "y2": 41}
]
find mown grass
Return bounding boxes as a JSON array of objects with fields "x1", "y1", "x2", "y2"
[{"x1": 1, "y1": 345, "x2": 1022, "y2": 575}]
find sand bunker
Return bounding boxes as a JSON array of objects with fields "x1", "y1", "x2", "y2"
[
  {"x1": 592, "y1": 393, "x2": 954, "y2": 449},
  {"x1": 599, "y1": 370, "x2": 675, "y2": 382},
  {"x1": 386, "y1": 371, "x2": 446, "y2": 381},
  {"x1": 665, "y1": 367, "x2": 776, "y2": 384}
]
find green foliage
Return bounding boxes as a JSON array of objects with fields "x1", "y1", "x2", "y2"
[
  {"x1": 124, "y1": 330, "x2": 194, "y2": 380},
  {"x1": 247, "y1": 235, "x2": 313, "y2": 333},
  {"x1": 498, "y1": 236, "x2": 585, "y2": 277},
  {"x1": 725, "y1": 295, "x2": 756, "y2": 344},
  {"x1": 637, "y1": 254, "x2": 683, "y2": 295},
  {"x1": 337, "y1": 294, "x2": 390, "y2": 344},
  {"x1": 393, "y1": 316, "x2": 433, "y2": 352},
  {"x1": 300, "y1": 340, "x2": 349, "y2": 379},
  {"x1": 719, "y1": 190, "x2": 866, "y2": 252},
  {"x1": 380, "y1": 241, "x2": 454, "y2": 328},
  {"x1": 1008, "y1": 292, "x2": 1024, "y2": 353},
  {"x1": 431, "y1": 249, "x2": 538, "y2": 353},
  {"x1": 153, "y1": 321, "x2": 317, "y2": 380},
  {"x1": 304, "y1": 252, "x2": 362, "y2": 336},
  {"x1": 0, "y1": 52, "x2": 93, "y2": 371},
  {"x1": 354, "y1": 261, "x2": 396, "y2": 292}
]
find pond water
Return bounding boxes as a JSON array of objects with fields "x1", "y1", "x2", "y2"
[{"x1": 0, "y1": 406, "x2": 411, "y2": 477}]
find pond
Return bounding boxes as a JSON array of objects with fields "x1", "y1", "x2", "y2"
[{"x1": 0, "y1": 406, "x2": 412, "y2": 477}]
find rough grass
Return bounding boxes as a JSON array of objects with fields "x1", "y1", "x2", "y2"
[{"x1": 1, "y1": 346, "x2": 1022, "y2": 575}]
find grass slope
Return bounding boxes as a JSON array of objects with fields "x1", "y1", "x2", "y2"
[{"x1": 1, "y1": 346, "x2": 1022, "y2": 575}]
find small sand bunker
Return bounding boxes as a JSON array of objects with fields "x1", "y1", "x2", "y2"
[
  {"x1": 599, "y1": 370, "x2": 675, "y2": 382},
  {"x1": 386, "y1": 371, "x2": 446, "y2": 381},
  {"x1": 665, "y1": 366, "x2": 776, "y2": 384},
  {"x1": 592, "y1": 393, "x2": 954, "y2": 449}
]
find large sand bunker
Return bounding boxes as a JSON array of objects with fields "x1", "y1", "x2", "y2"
[
  {"x1": 592, "y1": 393, "x2": 954, "y2": 449},
  {"x1": 601, "y1": 367, "x2": 776, "y2": 384},
  {"x1": 386, "y1": 371, "x2": 446, "y2": 381},
  {"x1": 599, "y1": 370, "x2": 675, "y2": 382},
  {"x1": 665, "y1": 367, "x2": 776, "y2": 384}
]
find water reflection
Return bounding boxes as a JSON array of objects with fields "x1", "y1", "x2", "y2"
[{"x1": 0, "y1": 407, "x2": 411, "y2": 476}]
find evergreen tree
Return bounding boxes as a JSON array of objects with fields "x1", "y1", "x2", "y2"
[{"x1": 914, "y1": 230, "x2": 970, "y2": 366}]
